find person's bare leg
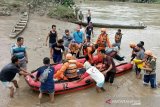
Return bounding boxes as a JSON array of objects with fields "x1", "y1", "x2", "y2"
[
  {"x1": 9, "y1": 87, "x2": 14, "y2": 98},
  {"x1": 96, "y1": 87, "x2": 101, "y2": 93},
  {"x1": 109, "y1": 83, "x2": 112, "y2": 86},
  {"x1": 49, "y1": 93, "x2": 54, "y2": 103},
  {"x1": 12, "y1": 80, "x2": 19, "y2": 88},
  {"x1": 101, "y1": 87, "x2": 106, "y2": 92},
  {"x1": 38, "y1": 93, "x2": 43, "y2": 104}
]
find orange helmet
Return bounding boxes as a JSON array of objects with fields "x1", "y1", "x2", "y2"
[
  {"x1": 101, "y1": 28, "x2": 107, "y2": 32},
  {"x1": 144, "y1": 50, "x2": 153, "y2": 56},
  {"x1": 129, "y1": 42, "x2": 136, "y2": 48},
  {"x1": 66, "y1": 53, "x2": 73, "y2": 60}
]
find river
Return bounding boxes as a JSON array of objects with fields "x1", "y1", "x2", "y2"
[{"x1": 0, "y1": 1, "x2": 160, "y2": 107}]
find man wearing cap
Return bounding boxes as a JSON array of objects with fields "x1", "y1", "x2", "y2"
[
  {"x1": 96, "y1": 28, "x2": 112, "y2": 53},
  {"x1": 54, "y1": 53, "x2": 83, "y2": 81},
  {"x1": 142, "y1": 50, "x2": 157, "y2": 88},
  {"x1": 129, "y1": 42, "x2": 138, "y2": 61}
]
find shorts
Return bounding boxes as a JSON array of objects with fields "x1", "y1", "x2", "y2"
[
  {"x1": 53, "y1": 54, "x2": 62, "y2": 63},
  {"x1": 96, "y1": 81, "x2": 104, "y2": 88},
  {"x1": 40, "y1": 88, "x2": 54, "y2": 94},
  {"x1": 143, "y1": 74, "x2": 156, "y2": 88},
  {"x1": 135, "y1": 65, "x2": 141, "y2": 75},
  {"x1": 1, "y1": 81, "x2": 14, "y2": 88},
  {"x1": 112, "y1": 43, "x2": 121, "y2": 48},
  {"x1": 49, "y1": 43, "x2": 55, "y2": 48},
  {"x1": 1, "y1": 74, "x2": 20, "y2": 88},
  {"x1": 19, "y1": 59, "x2": 27, "y2": 70},
  {"x1": 13, "y1": 74, "x2": 20, "y2": 82},
  {"x1": 86, "y1": 34, "x2": 91, "y2": 39}
]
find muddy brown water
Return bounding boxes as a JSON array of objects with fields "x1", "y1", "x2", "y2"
[{"x1": 0, "y1": 1, "x2": 160, "y2": 107}]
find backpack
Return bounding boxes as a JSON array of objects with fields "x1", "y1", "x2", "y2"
[{"x1": 39, "y1": 66, "x2": 51, "y2": 83}]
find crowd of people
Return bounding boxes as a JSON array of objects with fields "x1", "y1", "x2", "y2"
[{"x1": 0, "y1": 9, "x2": 158, "y2": 104}]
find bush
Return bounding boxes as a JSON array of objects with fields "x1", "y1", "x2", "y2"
[
  {"x1": 61, "y1": 0, "x2": 75, "y2": 7},
  {"x1": 47, "y1": 5, "x2": 76, "y2": 21}
]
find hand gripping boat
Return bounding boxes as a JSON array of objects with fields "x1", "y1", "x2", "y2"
[{"x1": 25, "y1": 59, "x2": 133, "y2": 94}]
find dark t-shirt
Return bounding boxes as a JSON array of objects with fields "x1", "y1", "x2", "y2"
[
  {"x1": 103, "y1": 56, "x2": 116, "y2": 72},
  {"x1": 86, "y1": 26, "x2": 93, "y2": 36},
  {"x1": 115, "y1": 32, "x2": 122, "y2": 43},
  {"x1": 36, "y1": 65, "x2": 54, "y2": 90},
  {"x1": 52, "y1": 43, "x2": 65, "y2": 55},
  {"x1": 49, "y1": 31, "x2": 57, "y2": 44},
  {"x1": 0, "y1": 63, "x2": 20, "y2": 82}
]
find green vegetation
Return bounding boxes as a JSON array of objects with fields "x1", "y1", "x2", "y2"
[
  {"x1": 26, "y1": 0, "x2": 76, "y2": 20},
  {"x1": 47, "y1": 5, "x2": 76, "y2": 21}
]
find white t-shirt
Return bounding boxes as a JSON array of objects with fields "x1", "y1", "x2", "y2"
[
  {"x1": 84, "y1": 61, "x2": 92, "y2": 70},
  {"x1": 86, "y1": 66, "x2": 105, "y2": 83}
]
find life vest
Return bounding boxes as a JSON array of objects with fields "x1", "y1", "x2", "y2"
[
  {"x1": 96, "y1": 34, "x2": 112, "y2": 48},
  {"x1": 64, "y1": 60, "x2": 78, "y2": 79},
  {"x1": 133, "y1": 59, "x2": 145, "y2": 69},
  {"x1": 115, "y1": 34, "x2": 121, "y2": 43},
  {"x1": 69, "y1": 44, "x2": 79, "y2": 53}
]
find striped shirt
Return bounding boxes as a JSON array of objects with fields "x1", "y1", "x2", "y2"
[{"x1": 10, "y1": 44, "x2": 26, "y2": 61}]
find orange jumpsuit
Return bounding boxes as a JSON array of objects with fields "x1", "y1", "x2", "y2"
[
  {"x1": 96, "y1": 33, "x2": 112, "y2": 53},
  {"x1": 54, "y1": 60, "x2": 83, "y2": 80}
]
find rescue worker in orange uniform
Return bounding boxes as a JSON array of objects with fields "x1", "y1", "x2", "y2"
[
  {"x1": 54, "y1": 53, "x2": 83, "y2": 81},
  {"x1": 96, "y1": 28, "x2": 112, "y2": 53},
  {"x1": 83, "y1": 44, "x2": 99, "y2": 65}
]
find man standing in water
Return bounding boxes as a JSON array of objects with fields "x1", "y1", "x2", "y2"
[
  {"x1": 45, "y1": 25, "x2": 58, "y2": 48},
  {"x1": 142, "y1": 50, "x2": 157, "y2": 88},
  {"x1": 11, "y1": 37, "x2": 28, "y2": 70},
  {"x1": 0, "y1": 56, "x2": 30, "y2": 98},
  {"x1": 35, "y1": 57, "x2": 55, "y2": 103},
  {"x1": 75, "y1": 6, "x2": 80, "y2": 20},
  {"x1": 135, "y1": 43, "x2": 145, "y2": 79}
]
